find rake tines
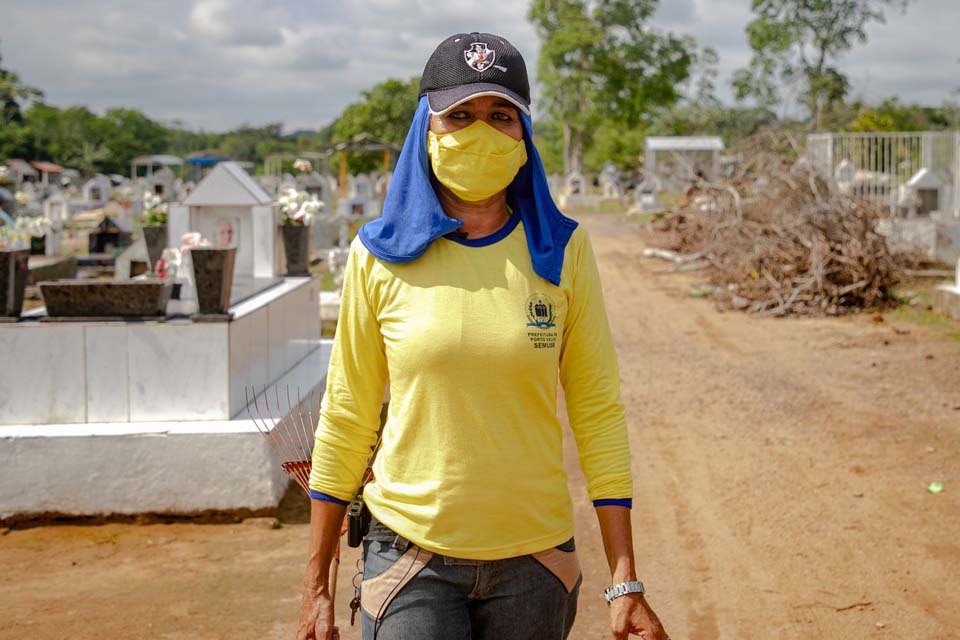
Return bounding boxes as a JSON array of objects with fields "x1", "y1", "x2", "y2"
[{"x1": 246, "y1": 386, "x2": 319, "y2": 495}]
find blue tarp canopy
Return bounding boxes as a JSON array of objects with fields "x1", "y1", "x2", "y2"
[{"x1": 185, "y1": 155, "x2": 228, "y2": 167}]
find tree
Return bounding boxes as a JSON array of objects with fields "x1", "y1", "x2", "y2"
[
  {"x1": 332, "y1": 77, "x2": 419, "y2": 174},
  {"x1": 687, "y1": 47, "x2": 720, "y2": 108},
  {"x1": 529, "y1": 0, "x2": 695, "y2": 175},
  {"x1": 732, "y1": 0, "x2": 908, "y2": 128},
  {"x1": 0, "y1": 41, "x2": 43, "y2": 126}
]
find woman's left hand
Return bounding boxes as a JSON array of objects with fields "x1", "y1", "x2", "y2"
[{"x1": 608, "y1": 593, "x2": 669, "y2": 639}]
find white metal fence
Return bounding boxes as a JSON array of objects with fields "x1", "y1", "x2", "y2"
[{"x1": 807, "y1": 131, "x2": 960, "y2": 218}]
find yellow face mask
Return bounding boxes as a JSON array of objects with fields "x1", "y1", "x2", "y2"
[{"x1": 427, "y1": 120, "x2": 528, "y2": 202}]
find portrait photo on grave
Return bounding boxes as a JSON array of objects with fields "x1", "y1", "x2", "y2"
[{"x1": 215, "y1": 216, "x2": 238, "y2": 249}]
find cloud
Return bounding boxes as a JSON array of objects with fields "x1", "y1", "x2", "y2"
[
  {"x1": 187, "y1": 0, "x2": 286, "y2": 47},
  {"x1": 0, "y1": 0, "x2": 956, "y2": 132}
]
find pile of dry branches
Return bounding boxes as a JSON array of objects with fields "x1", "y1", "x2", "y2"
[{"x1": 649, "y1": 134, "x2": 900, "y2": 317}]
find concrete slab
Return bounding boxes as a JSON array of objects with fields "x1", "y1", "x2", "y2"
[
  {"x1": 0, "y1": 340, "x2": 332, "y2": 520},
  {"x1": 933, "y1": 285, "x2": 960, "y2": 321}
]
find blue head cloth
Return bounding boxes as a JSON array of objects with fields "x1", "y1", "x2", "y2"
[{"x1": 358, "y1": 96, "x2": 577, "y2": 286}]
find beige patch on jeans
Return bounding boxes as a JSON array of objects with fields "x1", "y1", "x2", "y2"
[
  {"x1": 531, "y1": 546, "x2": 581, "y2": 593},
  {"x1": 360, "y1": 547, "x2": 434, "y2": 620}
]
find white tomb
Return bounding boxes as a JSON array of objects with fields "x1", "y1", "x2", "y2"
[
  {"x1": 899, "y1": 168, "x2": 947, "y2": 217},
  {"x1": 337, "y1": 172, "x2": 381, "y2": 220},
  {"x1": 599, "y1": 162, "x2": 623, "y2": 199},
  {"x1": 558, "y1": 171, "x2": 602, "y2": 210},
  {"x1": 142, "y1": 167, "x2": 177, "y2": 201},
  {"x1": 168, "y1": 162, "x2": 279, "y2": 279},
  {"x1": 42, "y1": 191, "x2": 69, "y2": 256},
  {"x1": 0, "y1": 162, "x2": 333, "y2": 521},
  {"x1": 933, "y1": 258, "x2": 960, "y2": 320},
  {"x1": 644, "y1": 136, "x2": 724, "y2": 194},
  {"x1": 83, "y1": 174, "x2": 112, "y2": 208}
]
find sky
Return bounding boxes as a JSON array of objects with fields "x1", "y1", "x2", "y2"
[{"x1": 1, "y1": 0, "x2": 957, "y2": 132}]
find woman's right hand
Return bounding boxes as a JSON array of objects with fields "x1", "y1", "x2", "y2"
[{"x1": 296, "y1": 585, "x2": 337, "y2": 640}]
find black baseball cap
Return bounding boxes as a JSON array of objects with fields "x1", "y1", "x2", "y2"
[{"x1": 419, "y1": 32, "x2": 531, "y2": 116}]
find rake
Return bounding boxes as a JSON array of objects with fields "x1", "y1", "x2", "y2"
[{"x1": 246, "y1": 386, "x2": 346, "y2": 640}]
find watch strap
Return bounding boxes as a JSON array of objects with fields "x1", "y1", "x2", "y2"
[{"x1": 603, "y1": 580, "x2": 645, "y2": 604}]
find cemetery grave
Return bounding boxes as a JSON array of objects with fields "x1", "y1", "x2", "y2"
[{"x1": 0, "y1": 161, "x2": 334, "y2": 521}]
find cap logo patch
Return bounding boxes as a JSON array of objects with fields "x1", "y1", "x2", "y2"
[{"x1": 464, "y1": 42, "x2": 496, "y2": 72}]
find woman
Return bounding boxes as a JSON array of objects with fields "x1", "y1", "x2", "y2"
[{"x1": 299, "y1": 32, "x2": 669, "y2": 640}]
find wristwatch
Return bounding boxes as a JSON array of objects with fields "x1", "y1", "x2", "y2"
[{"x1": 603, "y1": 580, "x2": 645, "y2": 604}]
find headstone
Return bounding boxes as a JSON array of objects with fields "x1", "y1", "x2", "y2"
[
  {"x1": 168, "y1": 162, "x2": 278, "y2": 279},
  {"x1": 599, "y1": 162, "x2": 622, "y2": 199},
  {"x1": 43, "y1": 191, "x2": 69, "y2": 228},
  {"x1": 83, "y1": 175, "x2": 112, "y2": 208},
  {"x1": 43, "y1": 191, "x2": 69, "y2": 256},
  {"x1": 144, "y1": 167, "x2": 176, "y2": 201},
  {"x1": 298, "y1": 172, "x2": 330, "y2": 200},
  {"x1": 835, "y1": 159, "x2": 856, "y2": 195},
  {"x1": 628, "y1": 175, "x2": 664, "y2": 214},
  {"x1": 350, "y1": 174, "x2": 374, "y2": 200},
  {"x1": 375, "y1": 172, "x2": 392, "y2": 200},
  {"x1": 902, "y1": 168, "x2": 943, "y2": 217},
  {"x1": 564, "y1": 171, "x2": 585, "y2": 197}
]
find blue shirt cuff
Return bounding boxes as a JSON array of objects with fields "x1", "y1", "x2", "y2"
[
  {"x1": 309, "y1": 490, "x2": 350, "y2": 505},
  {"x1": 593, "y1": 498, "x2": 633, "y2": 509}
]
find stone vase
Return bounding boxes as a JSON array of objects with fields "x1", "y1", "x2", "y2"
[
  {"x1": 190, "y1": 247, "x2": 236, "y2": 316},
  {"x1": 281, "y1": 224, "x2": 311, "y2": 276},
  {"x1": 0, "y1": 249, "x2": 29, "y2": 318},
  {"x1": 142, "y1": 225, "x2": 168, "y2": 273}
]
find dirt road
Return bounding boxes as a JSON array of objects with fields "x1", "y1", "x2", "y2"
[{"x1": 2, "y1": 213, "x2": 958, "y2": 639}]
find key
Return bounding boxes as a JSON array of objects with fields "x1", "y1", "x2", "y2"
[{"x1": 350, "y1": 595, "x2": 361, "y2": 626}]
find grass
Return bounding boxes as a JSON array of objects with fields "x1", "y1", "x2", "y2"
[
  {"x1": 564, "y1": 201, "x2": 631, "y2": 216},
  {"x1": 308, "y1": 260, "x2": 339, "y2": 292},
  {"x1": 889, "y1": 277, "x2": 960, "y2": 342},
  {"x1": 891, "y1": 307, "x2": 960, "y2": 341}
]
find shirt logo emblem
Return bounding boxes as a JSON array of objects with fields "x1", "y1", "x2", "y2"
[
  {"x1": 526, "y1": 293, "x2": 556, "y2": 329},
  {"x1": 464, "y1": 43, "x2": 496, "y2": 72}
]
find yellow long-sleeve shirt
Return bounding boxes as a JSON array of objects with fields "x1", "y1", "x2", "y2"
[{"x1": 309, "y1": 217, "x2": 632, "y2": 560}]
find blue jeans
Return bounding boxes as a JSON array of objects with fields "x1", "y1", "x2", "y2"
[{"x1": 360, "y1": 517, "x2": 581, "y2": 639}]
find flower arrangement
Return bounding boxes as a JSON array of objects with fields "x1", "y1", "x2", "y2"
[
  {"x1": 141, "y1": 192, "x2": 168, "y2": 225},
  {"x1": 292, "y1": 158, "x2": 313, "y2": 173},
  {"x1": 111, "y1": 183, "x2": 136, "y2": 209},
  {"x1": 278, "y1": 187, "x2": 323, "y2": 226},
  {"x1": 0, "y1": 216, "x2": 52, "y2": 249},
  {"x1": 180, "y1": 231, "x2": 211, "y2": 252}
]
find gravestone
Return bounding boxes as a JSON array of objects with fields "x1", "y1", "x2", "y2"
[
  {"x1": 375, "y1": 171, "x2": 392, "y2": 200},
  {"x1": 564, "y1": 171, "x2": 585, "y2": 197},
  {"x1": 558, "y1": 170, "x2": 602, "y2": 211},
  {"x1": 627, "y1": 175, "x2": 664, "y2": 214},
  {"x1": 835, "y1": 159, "x2": 856, "y2": 195},
  {"x1": 83, "y1": 175, "x2": 112, "y2": 208},
  {"x1": 901, "y1": 168, "x2": 944, "y2": 217},
  {"x1": 599, "y1": 162, "x2": 623, "y2": 199},
  {"x1": 167, "y1": 162, "x2": 278, "y2": 279},
  {"x1": 143, "y1": 167, "x2": 176, "y2": 201},
  {"x1": 933, "y1": 258, "x2": 960, "y2": 320},
  {"x1": 338, "y1": 173, "x2": 379, "y2": 219},
  {"x1": 43, "y1": 191, "x2": 69, "y2": 256}
]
